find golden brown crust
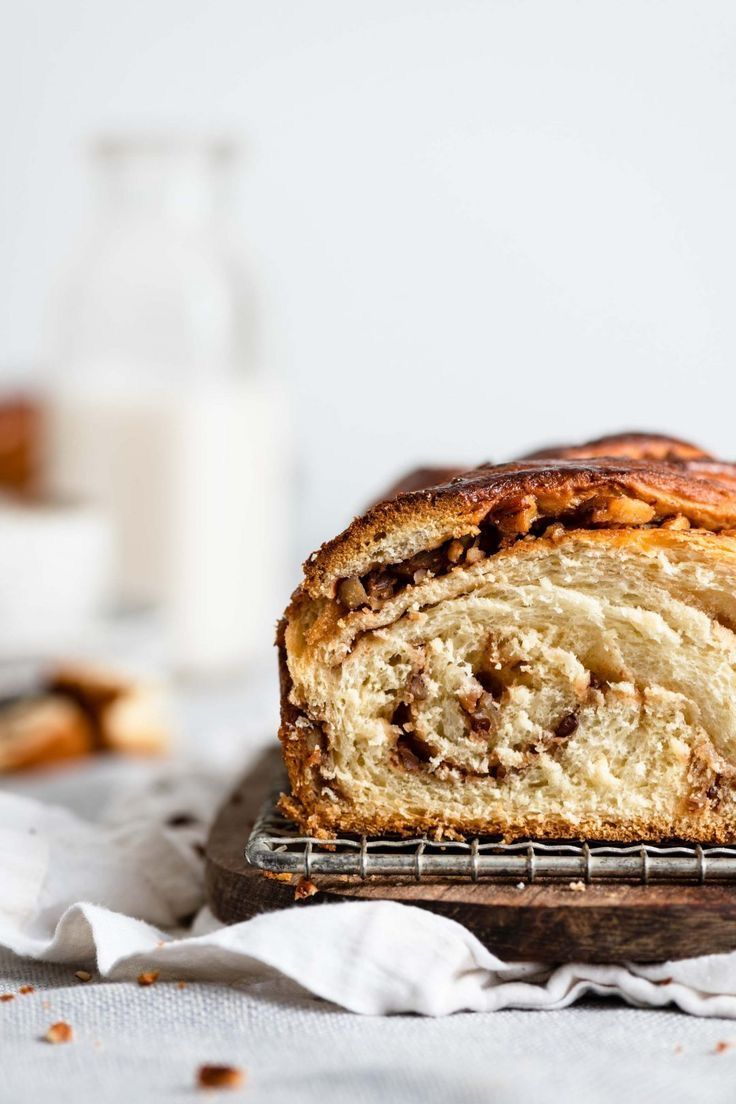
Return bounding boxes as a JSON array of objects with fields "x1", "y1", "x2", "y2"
[
  {"x1": 277, "y1": 790, "x2": 736, "y2": 844},
  {"x1": 302, "y1": 456, "x2": 736, "y2": 599},
  {"x1": 370, "y1": 433, "x2": 715, "y2": 508},
  {"x1": 682, "y1": 460, "x2": 736, "y2": 488},
  {"x1": 369, "y1": 433, "x2": 716, "y2": 511},
  {"x1": 520, "y1": 430, "x2": 713, "y2": 463}
]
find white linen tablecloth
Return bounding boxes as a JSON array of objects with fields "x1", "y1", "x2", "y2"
[{"x1": 4, "y1": 952, "x2": 736, "y2": 1104}]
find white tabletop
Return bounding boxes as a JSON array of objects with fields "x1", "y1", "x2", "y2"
[{"x1": 2, "y1": 948, "x2": 735, "y2": 1104}]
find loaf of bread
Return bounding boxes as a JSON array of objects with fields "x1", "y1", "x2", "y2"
[{"x1": 278, "y1": 433, "x2": 736, "y2": 842}]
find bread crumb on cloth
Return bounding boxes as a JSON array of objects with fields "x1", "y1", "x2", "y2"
[
  {"x1": 137, "y1": 971, "x2": 160, "y2": 987},
  {"x1": 197, "y1": 1065, "x2": 246, "y2": 1090},
  {"x1": 44, "y1": 1021, "x2": 73, "y2": 1044}
]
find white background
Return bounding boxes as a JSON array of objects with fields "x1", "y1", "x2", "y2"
[{"x1": 2, "y1": 0, "x2": 736, "y2": 557}]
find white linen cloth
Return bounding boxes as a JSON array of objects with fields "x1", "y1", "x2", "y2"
[{"x1": 4, "y1": 767, "x2": 736, "y2": 1020}]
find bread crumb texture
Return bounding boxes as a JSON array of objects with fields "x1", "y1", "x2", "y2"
[{"x1": 283, "y1": 528, "x2": 736, "y2": 840}]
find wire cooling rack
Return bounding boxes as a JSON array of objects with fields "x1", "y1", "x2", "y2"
[{"x1": 245, "y1": 785, "x2": 736, "y2": 885}]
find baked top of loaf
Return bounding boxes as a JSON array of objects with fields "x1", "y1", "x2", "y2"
[
  {"x1": 279, "y1": 433, "x2": 736, "y2": 842},
  {"x1": 302, "y1": 451, "x2": 736, "y2": 602},
  {"x1": 521, "y1": 430, "x2": 714, "y2": 462}
]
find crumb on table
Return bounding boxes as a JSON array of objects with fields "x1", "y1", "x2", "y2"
[
  {"x1": 44, "y1": 1021, "x2": 73, "y2": 1044},
  {"x1": 197, "y1": 1065, "x2": 246, "y2": 1090},
  {"x1": 294, "y1": 877, "x2": 319, "y2": 900}
]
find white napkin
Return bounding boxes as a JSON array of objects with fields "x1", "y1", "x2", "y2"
[{"x1": 3, "y1": 773, "x2": 736, "y2": 1018}]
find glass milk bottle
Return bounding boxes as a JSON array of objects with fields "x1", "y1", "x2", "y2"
[{"x1": 46, "y1": 135, "x2": 287, "y2": 674}]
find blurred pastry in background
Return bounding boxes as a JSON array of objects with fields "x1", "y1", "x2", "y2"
[
  {"x1": 0, "y1": 662, "x2": 170, "y2": 772},
  {"x1": 48, "y1": 662, "x2": 170, "y2": 757},
  {"x1": 0, "y1": 394, "x2": 41, "y2": 497},
  {"x1": 0, "y1": 696, "x2": 93, "y2": 771}
]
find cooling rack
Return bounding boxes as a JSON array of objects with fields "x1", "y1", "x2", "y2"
[{"x1": 245, "y1": 784, "x2": 736, "y2": 885}]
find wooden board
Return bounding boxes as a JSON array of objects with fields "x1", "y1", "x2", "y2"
[{"x1": 205, "y1": 748, "x2": 736, "y2": 963}]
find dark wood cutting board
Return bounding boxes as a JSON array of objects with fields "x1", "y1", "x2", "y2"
[{"x1": 205, "y1": 747, "x2": 736, "y2": 963}]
